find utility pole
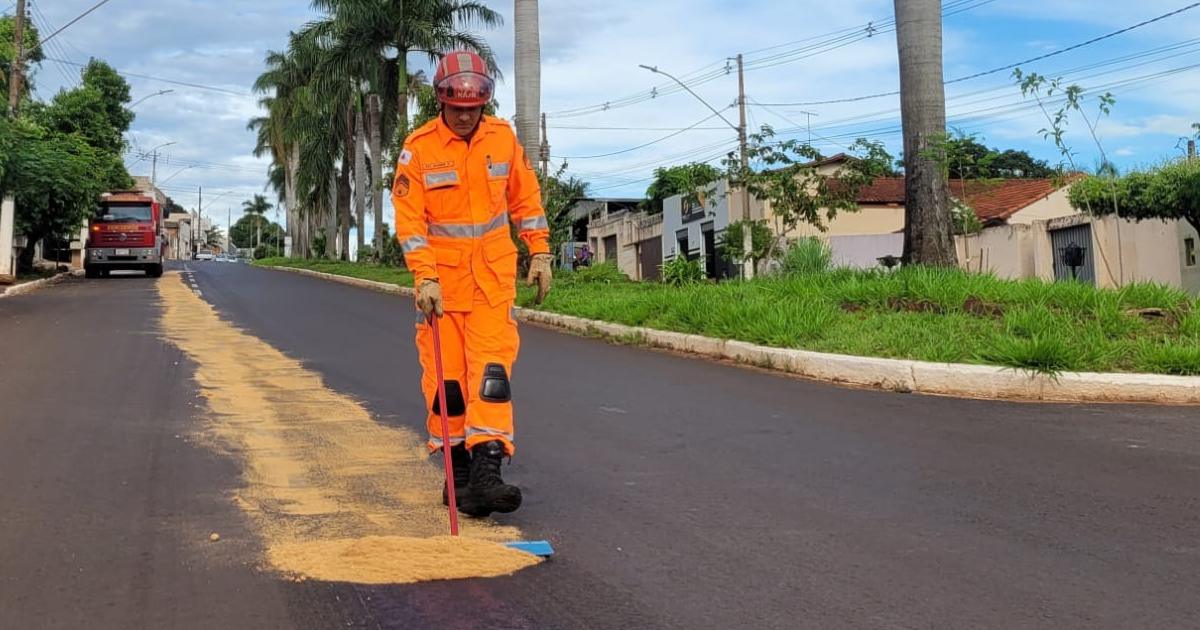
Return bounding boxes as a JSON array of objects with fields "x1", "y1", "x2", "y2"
[
  {"x1": 736, "y1": 53, "x2": 754, "y2": 280},
  {"x1": 1189, "y1": 140, "x2": 1196, "y2": 161},
  {"x1": 196, "y1": 187, "x2": 203, "y2": 251},
  {"x1": 637, "y1": 57, "x2": 755, "y2": 278},
  {"x1": 540, "y1": 113, "x2": 550, "y2": 175},
  {"x1": 7, "y1": 0, "x2": 27, "y2": 116}
]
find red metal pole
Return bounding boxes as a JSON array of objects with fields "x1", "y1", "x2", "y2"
[{"x1": 429, "y1": 315, "x2": 460, "y2": 536}]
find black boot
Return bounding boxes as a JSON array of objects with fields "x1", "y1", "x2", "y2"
[
  {"x1": 459, "y1": 440, "x2": 522, "y2": 517},
  {"x1": 441, "y1": 444, "x2": 472, "y2": 507}
]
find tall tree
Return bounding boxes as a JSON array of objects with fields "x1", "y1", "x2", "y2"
[
  {"x1": 354, "y1": 106, "x2": 367, "y2": 258},
  {"x1": 514, "y1": 0, "x2": 540, "y2": 167},
  {"x1": 642, "y1": 162, "x2": 722, "y2": 214},
  {"x1": 242, "y1": 194, "x2": 272, "y2": 249},
  {"x1": 894, "y1": 0, "x2": 956, "y2": 266}
]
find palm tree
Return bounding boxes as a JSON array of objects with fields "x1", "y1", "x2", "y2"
[
  {"x1": 242, "y1": 194, "x2": 273, "y2": 249},
  {"x1": 309, "y1": 0, "x2": 503, "y2": 254},
  {"x1": 249, "y1": 1, "x2": 503, "y2": 260},
  {"x1": 894, "y1": 0, "x2": 956, "y2": 265},
  {"x1": 514, "y1": 0, "x2": 541, "y2": 168},
  {"x1": 251, "y1": 38, "x2": 311, "y2": 258}
]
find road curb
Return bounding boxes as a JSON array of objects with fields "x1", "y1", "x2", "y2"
[
  {"x1": 261, "y1": 264, "x2": 1200, "y2": 405},
  {"x1": 0, "y1": 270, "x2": 79, "y2": 299}
]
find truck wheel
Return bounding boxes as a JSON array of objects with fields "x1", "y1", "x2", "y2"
[
  {"x1": 148, "y1": 264, "x2": 164, "y2": 278},
  {"x1": 85, "y1": 266, "x2": 100, "y2": 279}
]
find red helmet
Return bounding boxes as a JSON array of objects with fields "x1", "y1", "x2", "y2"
[{"x1": 433, "y1": 50, "x2": 495, "y2": 108}]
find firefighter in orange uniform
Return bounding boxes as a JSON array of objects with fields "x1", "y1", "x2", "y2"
[{"x1": 391, "y1": 50, "x2": 552, "y2": 517}]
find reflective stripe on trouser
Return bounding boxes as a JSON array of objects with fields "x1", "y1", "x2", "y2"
[{"x1": 416, "y1": 286, "x2": 519, "y2": 456}]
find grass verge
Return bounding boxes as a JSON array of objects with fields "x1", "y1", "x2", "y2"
[
  {"x1": 254, "y1": 258, "x2": 1200, "y2": 376},
  {"x1": 256, "y1": 257, "x2": 413, "y2": 288}
]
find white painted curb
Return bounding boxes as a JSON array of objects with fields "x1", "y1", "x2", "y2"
[
  {"x1": 261, "y1": 264, "x2": 1200, "y2": 405},
  {"x1": 0, "y1": 270, "x2": 79, "y2": 299}
]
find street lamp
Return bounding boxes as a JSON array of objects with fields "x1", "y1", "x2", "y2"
[
  {"x1": 129, "y1": 89, "x2": 174, "y2": 110},
  {"x1": 638, "y1": 60, "x2": 754, "y2": 279},
  {"x1": 147, "y1": 141, "x2": 177, "y2": 185}
]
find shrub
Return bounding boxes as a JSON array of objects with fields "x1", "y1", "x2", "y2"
[
  {"x1": 779, "y1": 237, "x2": 832, "y2": 276},
  {"x1": 568, "y1": 261, "x2": 628, "y2": 284},
  {"x1": 660, "y1": 256, "x2": 705, "y2": 286}
]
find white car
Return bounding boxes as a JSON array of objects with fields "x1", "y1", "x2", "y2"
[{"x1": 195, "y1": 251, "x2": 215, "y2": 261}]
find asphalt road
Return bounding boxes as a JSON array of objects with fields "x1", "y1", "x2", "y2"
[{"x1": 2, "y1": 261, "x2": 1199, "y2": 629}]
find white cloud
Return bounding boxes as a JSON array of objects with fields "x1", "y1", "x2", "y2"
[{"x1": 17, "y1": 0, "x2": 1200, "y2": 226}]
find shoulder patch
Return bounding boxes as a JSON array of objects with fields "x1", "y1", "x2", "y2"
[
  {"x1": 398, "y1": 149, "x2": 413, "y2": 166},
  {"x1": 393, "y1": 173, "x2": 410, "y2": 197}
]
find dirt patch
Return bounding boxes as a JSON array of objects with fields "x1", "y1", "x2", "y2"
[
  {"x1": 963, "y1": 296, "x2": 1004, "y2": 318},
  {"x1": 887, "y1": 297, "x2": 945, "y2": 314},
  {"x1": 157, "y1": 273, "x2": 540, "y2": 584},
  {"x1": 840, "y1": 301, "x2": 864, "y2": 314}
]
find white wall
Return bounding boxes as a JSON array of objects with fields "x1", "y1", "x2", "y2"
[
  {"x1": 1179, "y1": 221, "x2": 1200, "y2": 296},
  {"x1": 662, "y1": 180, "x2": 732, "y2": 261},
  {"x1": 1031, "y1": 214, "x2": 1188, "y2": 290},
  {"x1": 828, "y1": 233, "x2": 903, "y2": 269},
  {"x1": 955, "y1": 224, "x2": 1035, "y2": 279}
]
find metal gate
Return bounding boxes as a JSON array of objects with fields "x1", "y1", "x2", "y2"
[
  {"x1": 638, "y1": 237, "x2": 662, "y2": 281},
  {"x1": 1050, "y1": 223, "x2": 1096, "y2": 284}
]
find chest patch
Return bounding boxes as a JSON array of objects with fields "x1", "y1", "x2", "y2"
[
  {"x1": 424, "y1": 170, "x2": 460, "y2": 188},
  {"x1": 422, "y1": 160, "x2": 455, "y2": 171},
  {"x1": 487, "y1": 161, "x2": 511, "y2": 178}
]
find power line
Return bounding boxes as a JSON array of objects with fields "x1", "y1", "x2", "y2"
[
  {"x1": 29, "y1": 1, "x2": 81, "y2": 90},
  {"x1": 43, "y1": 56, "x2": 255, "y2": 97},
  {"x1": 759, "y1": 1, "x2": 1200, "y2": 107},
  {"x1": 579, "y1": 52, "x2": 1200, "y2": 194},
  {"x1": 21, "y1": 0, "x2": 113, "y2": 57},
  {"x1": 782, "y1": 39, "x2": 1200, "y2": 140},
  {"x1": 545, "y1": 0, "x2": 993, "y2": 119},
  {"x1": 549, "y1": 124, "x2": 731, "y2": 131},
  {"x1": 552, "y1": 108, "x2": 734, "y2": 159}
]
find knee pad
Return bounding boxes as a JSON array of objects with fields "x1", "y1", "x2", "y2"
[
  {"x1": 479, "y1": 363, "x2": 511, "y2": 403},
  {"x1": 432, "y1": 380, "x2": 466, "y2": 416}
]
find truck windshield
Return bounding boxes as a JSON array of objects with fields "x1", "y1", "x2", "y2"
[{"x1": 99, "y1": 204, "x2": 153, "y2": 222}]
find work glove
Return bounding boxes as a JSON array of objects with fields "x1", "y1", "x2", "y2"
[
  {"x1": 527, "y1": 253, "x2": 553, "y2": 305},
  {"x1": 416, "y1": 279, "x2": 444, "y2": 318}
]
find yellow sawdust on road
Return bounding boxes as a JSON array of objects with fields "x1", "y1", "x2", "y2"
[{"x1": 157, "y1": 273, "x2": 539, "y2": 584}]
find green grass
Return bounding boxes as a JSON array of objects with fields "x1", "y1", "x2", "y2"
[
  {"x1": 526, "y1": 265, "x2": 1200, "y2": 376},
  {"x1": 255, "y1": 257, "x2": 413, "y2": 287},
  {"x1": 257, "y1": 257, "x2": 1200, "y2": 376}
]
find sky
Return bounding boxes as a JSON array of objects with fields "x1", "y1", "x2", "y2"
[{"x1": 13, "y1": 0, "x2": 1200, "y2": 250}]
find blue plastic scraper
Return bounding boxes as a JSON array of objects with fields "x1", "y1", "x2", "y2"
[{"x1": 505, "y1": 540, "x2": 555, "y2": 557}]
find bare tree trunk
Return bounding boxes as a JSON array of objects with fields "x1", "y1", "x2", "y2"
[
  {"x1": 397, "y1": 52, "x2": 409, "y2": 146},
  {"x1": 895, "y1": 0, "x2": 956, "y2": 266},
  {"x1": 286, "y1": 144, "x2": 303, "y2": 258},
  {"x1": 338, "y1": 107, "x2": 354, "y2": 261},
  {"x1": 514, "y1": 0, "x2": 542, "y2": 168},
  {"x1": 354, "y1": 106, "x2": 367, "y2": 260},
  {"x1": 369, "y1": 94, "x2": 384, "y2": 256},
  {"x1": 325, "y1": 170, "x2": 338, "y2": 259}
]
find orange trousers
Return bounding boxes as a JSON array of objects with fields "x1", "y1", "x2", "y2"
[{"x1": 416, "y1": 287, "x2": 519, "y2": 456}]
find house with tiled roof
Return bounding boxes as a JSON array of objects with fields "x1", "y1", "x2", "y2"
[{"x1": 761, "y1": 163, "x2": 1081, "y2": 274}]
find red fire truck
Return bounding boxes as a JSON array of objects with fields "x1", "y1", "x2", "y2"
[{"x1": 84, "y1": 190, "x2": 165, "y2": 278}]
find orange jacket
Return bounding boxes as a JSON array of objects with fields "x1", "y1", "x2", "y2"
[{"x1": 392, "y1": 115, "x2": 550, "y2": 311}]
